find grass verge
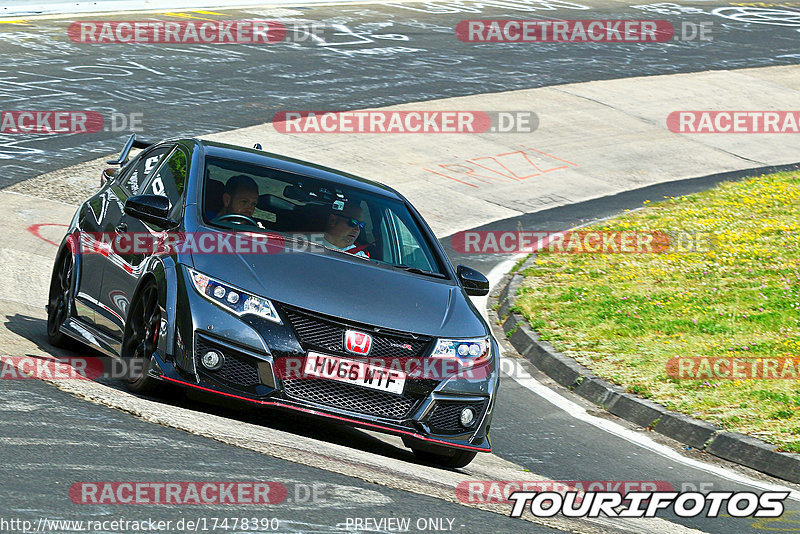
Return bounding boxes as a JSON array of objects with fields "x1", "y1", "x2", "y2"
[{"x1": 514, "y1": 171, "x2": 800, "y2": 451}]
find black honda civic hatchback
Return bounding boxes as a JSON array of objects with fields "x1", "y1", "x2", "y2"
[{"x1": 47, "y1": 135, "x2": 499, "y2": 467}]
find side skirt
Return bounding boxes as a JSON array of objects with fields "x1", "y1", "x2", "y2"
[{"x1": 61, "y1": 317, "x2": 123, "y2": 358}]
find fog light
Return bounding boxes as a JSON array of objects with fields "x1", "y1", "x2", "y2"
[
  {"x1": 201, "y1": 350, "x2": 224, "y2": 371},
  {"x1": 460, "y1": 407, "x2": 476, "y2": 428}
]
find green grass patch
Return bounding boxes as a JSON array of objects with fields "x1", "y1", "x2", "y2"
[
  {"x1": 515, "y1": 171, "x2": 800, "y2": 449},
  {"x1": 511, "y1": 254, "x2": 531, "y2": 273}
]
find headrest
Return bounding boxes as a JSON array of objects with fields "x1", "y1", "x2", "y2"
[{"x1": 204, "y1": 178, "x2": 225, "y2": 213}]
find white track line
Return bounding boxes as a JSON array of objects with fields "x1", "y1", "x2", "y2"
[{"x1": 479, "y1": 256, "x2": 800, "y2": 502}]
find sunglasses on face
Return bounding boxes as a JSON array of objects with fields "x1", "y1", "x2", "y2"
[{"x1": 333, "y1": 213, "x2": 366, "y2": 229}]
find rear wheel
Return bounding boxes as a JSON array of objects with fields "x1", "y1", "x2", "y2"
[
  {"x1": 47, "y1": 249, "x2": 74, "y2": 347},
  {"x1": 121, "y1": 281, "x2": 163, "y2": 395}
]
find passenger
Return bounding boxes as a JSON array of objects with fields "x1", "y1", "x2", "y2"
[{"x1": 323, "y1": 203, "x2": 369, "y2": 258}]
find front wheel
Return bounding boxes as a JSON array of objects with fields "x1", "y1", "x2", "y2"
[
  {"x1": 121, "y1": 281, "x2": 164, "y2": 395},
  {"x1": 47, "y1": 248, "x2": 75, "y2": 347},
  {"x1": 408, "y1": 443, "x2": 478, "y2": 468}
]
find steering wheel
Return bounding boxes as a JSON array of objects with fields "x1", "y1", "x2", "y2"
[{"x1": 213, "y1": 213, "x2": 259, "y2": 227}]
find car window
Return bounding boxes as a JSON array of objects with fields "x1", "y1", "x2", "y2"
[
  {"x1": 141, "y1": 147, "x2": 188, "y2": 211},
  {"x1": 385, "y1": 210, "x2": 436, "y2": 272},
  {"x1": 117, "y1": 145, "x2": 173, "y2": 196},
  {"x1": 203, "y1": 156, "x2": 445, "y2": 275}
]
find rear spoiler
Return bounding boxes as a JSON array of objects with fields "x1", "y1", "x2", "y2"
[{"x1": 106, "y1": 133, "x2": 153, "y2": 166}]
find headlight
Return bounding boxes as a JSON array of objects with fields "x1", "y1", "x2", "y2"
[
  {"x1": 431, "y1": 337, "x2": 491, "y2": 366},
  {"x1": 187, "y1": 268, "x2": 281, "y2": 324}
]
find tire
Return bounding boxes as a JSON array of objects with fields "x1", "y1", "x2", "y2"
[
  {"x1": 121, "y1": 280, "x2": 164, "y2": 395},
  {"x1": 411, "y1": 446, "x2": 478, "y2": 469},
  {"x1": 46, "y1": 248, "x2": 75, "y2": 347}
]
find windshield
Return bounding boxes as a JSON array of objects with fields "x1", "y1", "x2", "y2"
[{"x1": 202, "y1": 156, "x2": 445, "y2": 275}]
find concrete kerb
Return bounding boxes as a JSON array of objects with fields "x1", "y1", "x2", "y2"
[{"x1": 492, "y1": 192, "x2": 800, "y2": 485}]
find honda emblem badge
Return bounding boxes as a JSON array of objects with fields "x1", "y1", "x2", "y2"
[{"x1": 344, "y1": 330, "x2": 372, "y2": 355}]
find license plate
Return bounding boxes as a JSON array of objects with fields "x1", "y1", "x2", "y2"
[{"x1": 303, "y1": 351, "x2": 405, "y2": 395}]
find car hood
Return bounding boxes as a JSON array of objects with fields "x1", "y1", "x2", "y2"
[{"x1": 188, "y1": 248, "x2": 488, "y2": 338}]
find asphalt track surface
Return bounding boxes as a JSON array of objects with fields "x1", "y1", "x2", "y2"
[
  {"x1": 1, "y1": 378, "x2": 545, "y2": 534},
  {"x1": 1, "y1": 1, "x2": 800, "y2": 533},
  {"x1": 1, "y1": 1, "x2": 800, "y2": 186}
]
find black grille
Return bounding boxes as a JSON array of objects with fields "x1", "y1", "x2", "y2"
[
  {"x1": 283, "y1": 378, "x2": 417, "y2": 419},
  {"x1": 284, "y1": 308, "x2": 431, "y2": 359},
  {"x1": 427, "y1": 400, "x2": 487, "y2": 434},
  {"x1": 195, "y1": 335, "x2": 261, "y2": 386}
]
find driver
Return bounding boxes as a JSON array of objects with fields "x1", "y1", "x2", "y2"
[
  {"x1": 323, "y1": 202, "x2": 369, "y2": 258},
  {"x1": 218, "y1": 174, "x2": 259, "y2": 218}
]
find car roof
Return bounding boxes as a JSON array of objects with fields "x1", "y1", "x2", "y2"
[{"x1": 189, "y1": 138, "x2": 405, "y2": 201}]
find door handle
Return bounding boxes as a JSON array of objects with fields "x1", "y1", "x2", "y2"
[{"x1": 114, "y1": 222, "x2": 128, "y2": 234}]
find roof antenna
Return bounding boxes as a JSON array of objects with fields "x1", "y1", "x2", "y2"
[{"x1": 253, "y1": 143, "x2": 262, "y2": 150}]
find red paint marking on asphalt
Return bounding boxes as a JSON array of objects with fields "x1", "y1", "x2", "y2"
[
  {"x1": 426, "y1": 147, "x2": 579, "y2": 188},
  {"x1": 27, "y1": 223, "x2": 68, "y2": 247}
]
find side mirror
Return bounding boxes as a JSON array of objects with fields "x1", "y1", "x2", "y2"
[
  {"x1": 124, "y1": 195, "x2": 176, "y2": 228},
  {"x1": 457, "y1": 265, "x2": 490, "y2": 297}
]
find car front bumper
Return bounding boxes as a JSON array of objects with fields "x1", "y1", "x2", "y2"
[{"x1": 154, "y1": 269, "x2": 498, "y2": 453}]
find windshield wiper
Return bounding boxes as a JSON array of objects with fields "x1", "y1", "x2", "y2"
[{"x1": 394, "y1": 266, "x2": 447, "y2": 279}]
